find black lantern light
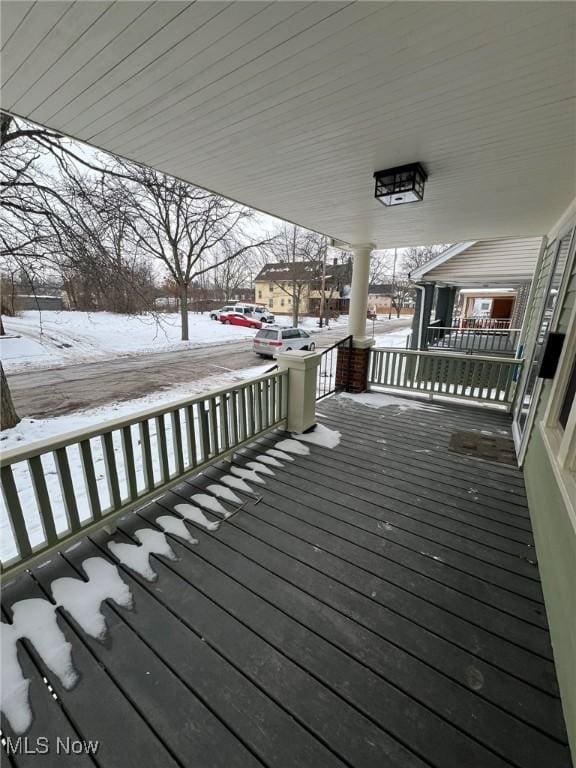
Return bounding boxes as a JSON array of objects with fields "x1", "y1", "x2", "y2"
[{"x1": 373, "y1": 163, "x2": 428, "y2": 206}]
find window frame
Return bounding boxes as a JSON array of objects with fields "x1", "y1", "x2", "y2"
[
  {"x1": 540, "y1": 222, "x2": 576, "y2": 521},
  {"x1": 515, "y1": 228, "x2": 575, "y2": 462}
]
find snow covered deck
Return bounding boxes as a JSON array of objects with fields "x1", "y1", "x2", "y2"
[{"x1": 1, "y1": 394, "x2": 571, "y2": 768}]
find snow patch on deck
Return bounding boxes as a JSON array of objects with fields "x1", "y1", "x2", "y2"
[
  {"x1": 108, "y1": 529, "x2": 176, "y2": 581},
  {"x1": 174, "y1": 503, "x2": 220, "y2": 531},
  {"x1": 293, "y1": 424, "x2": 341, "y2": 449}
]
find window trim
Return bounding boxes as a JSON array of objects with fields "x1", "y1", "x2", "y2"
[
  {"x1": 515, "y1": 224, "x2": 576, "y2": 463},
  {"x1": 539, "y1": 225, "x2": 576, "y2": 523}
]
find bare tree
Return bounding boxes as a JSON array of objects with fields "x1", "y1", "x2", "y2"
[
  {"x1": 113, "y1": 162, "x2": 272, "y2": 340},
  {"x1": 389, "y1": 279, "x2": 414, "y2": 318},
  {"x1": 402, "y1": 244, "x2": 449, "y2": 276},
  {"x1": 260, "y1": 224, "x2": 326, "y2": 326}
]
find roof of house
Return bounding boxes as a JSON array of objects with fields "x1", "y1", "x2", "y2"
[
  {"x1": 255, "y1": 261, "x2": 351, "y2": 283},
  {"x1": 409, "y1": 237, "x2": 543, "y2": 286}
]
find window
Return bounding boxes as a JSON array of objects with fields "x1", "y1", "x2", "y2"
[
  {"x1": 258, "y1": 290, "x2": 262, "y2": 299},
  {"x1": 540, "y1": 220, "x2": 576, "y2": 516},
  {"x1": 269, "y1": 284, "x2": 273, "y2": 292},
  {"x1": 515, "y1": 231, "x2": 572, "y2": 449},
  {"x1": 282, "y1": 329, "x2": 299, "y2": 339},
  {"x1": 268, "y1": 299, "x2": 273, "y2": 308},
  {"x1": 280, "y1": 298, "x2": 285, "y2": 307}
]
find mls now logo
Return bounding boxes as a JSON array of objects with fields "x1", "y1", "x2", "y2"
[{"x1": 4, "y1": 737, "x2": 99, "y2": 755}]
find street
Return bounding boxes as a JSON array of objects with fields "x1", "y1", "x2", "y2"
[{"x1": 8, "y1": 319, "x2": 410, "y2": 418}]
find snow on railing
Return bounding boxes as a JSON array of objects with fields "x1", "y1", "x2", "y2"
[
  {"x1": 0, "y1": 370, "x2": 288, "y2": 576},
  {"x1": 368, "y1": 348, "x2": 523, "y2": 408}
]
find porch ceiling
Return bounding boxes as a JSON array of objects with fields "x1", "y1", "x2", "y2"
[{"x1": 2, "y1": 1, "x2": 575, "y2": 247}]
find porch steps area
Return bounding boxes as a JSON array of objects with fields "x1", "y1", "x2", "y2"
[{"x1": 1, "y1": 395, "x2": 571, "y2": 768}]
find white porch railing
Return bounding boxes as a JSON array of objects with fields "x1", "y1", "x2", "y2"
[
  {"x1": 0, "y1": 370, "x2": 288, "y2": 577},
  {"x1": 368, "y1": 348, "x2": 523, "y2": 408}
]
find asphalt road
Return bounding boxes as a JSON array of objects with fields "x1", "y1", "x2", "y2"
[{"x1": 7, "y1": 319, "x2": 410, "y2": 418}]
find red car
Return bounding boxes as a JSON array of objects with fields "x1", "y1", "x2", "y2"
[{"x1": 220, "y1": 312, "x2": 262, "y2": 329}]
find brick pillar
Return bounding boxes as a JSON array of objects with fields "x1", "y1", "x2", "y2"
[{"x1": 336, "y1": 339, "x2": 374, "y2": 394}]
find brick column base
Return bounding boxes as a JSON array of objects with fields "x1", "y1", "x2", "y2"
[{"x1": 336, "y1": 346, "x2": 371, "y2": 393}]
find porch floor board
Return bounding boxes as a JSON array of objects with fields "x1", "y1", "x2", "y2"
[{"x1": 1, "y1": 395, "x2": 571, "y2": 768}]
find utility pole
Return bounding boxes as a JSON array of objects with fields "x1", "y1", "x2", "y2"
[
  {"x1": 388, "y1": 247, "x2": 398, "y2": 320},
  {"x1": 319, "y1": 237, "x2": 328, "y2": 328}
]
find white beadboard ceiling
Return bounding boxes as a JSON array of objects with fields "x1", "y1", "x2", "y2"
[{"x1": 2, "y1": 1, "x2": 575, "y2": 248}]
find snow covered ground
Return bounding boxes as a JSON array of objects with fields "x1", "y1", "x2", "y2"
[
  {"x1": 1, "y1": 311, "x2": 401, "y2": 372},
  {"x1": 1, "y1": 311, "x2": 350, "y2": 373}
]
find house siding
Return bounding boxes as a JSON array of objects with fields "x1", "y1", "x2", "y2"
[
  {"x1": 522, "y1": 219, "x2": 576, "y2": 760},
  {"x1": 426, "y1": 237, "x2": 542, "y2": 283}
]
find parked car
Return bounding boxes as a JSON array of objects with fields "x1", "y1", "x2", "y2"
[
  {"x1": 253, "y1": 307, "x2": 275, "y2": 323},
  {"x1": 253, "y1": 327, "x2": 316, "y2": 357},
  {"x1": 210, "y1": 304, "x2": 254, "y2": 320},
  {"x1": 220, "y1": 312, "x2": 262, "y2": 329},
  {"x1": 367, "y1": 308, "x2": 377, "y2": 320}
]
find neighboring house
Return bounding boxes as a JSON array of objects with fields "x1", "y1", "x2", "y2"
[
  {"x1": 408, "y1": 237, "x2": 543, "y2": 347},
  {"x1": 367, "y1": 283, "x2": 416, "y2": 316},
  {"x1": 255, "y1": 259, "x2": 351, "y2": 315}
]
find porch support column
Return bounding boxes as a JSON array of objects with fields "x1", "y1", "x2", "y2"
[
  {"x1": 347, "y1": 243, "x2": 375, "y2": 340},
  {"x1": 276, "y1": 350, "x2": 322, "y2": 433},
  {"x1": 410, "y1": 282, "x2": 435, "y2": 349},
  {"x1": 435, "y1": 286, "x2": 457, "y2": 327}
]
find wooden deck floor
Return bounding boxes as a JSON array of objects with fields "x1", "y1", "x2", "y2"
[{"x1": 1, "y1": 394, "x2": 571, "y2": 768}]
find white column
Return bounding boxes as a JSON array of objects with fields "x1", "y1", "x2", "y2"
[
  {"x1": 348, "y1": 243, "x2": 375, "y2": 339},
  {"x1": 276, "y1": 350, "x2": 322, "y2": 433}
]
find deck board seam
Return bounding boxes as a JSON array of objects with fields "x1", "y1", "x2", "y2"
[
  {"x1": 226, "y1": 456, "x2": 544, "y2": 590},
  {"x1": 146, "y1": 499, "x2": 567, "y2": 760},
  {"x1": 122, "y1": 514, "x2": 439, "y2": 768}
]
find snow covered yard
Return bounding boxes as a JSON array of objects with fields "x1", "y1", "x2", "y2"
[
  {"x1": 0, "y1": 311, "x2": 261, "y2": 372},
  {"x1": 0, "y1": 310, "x2": 354, "y2": 372}
]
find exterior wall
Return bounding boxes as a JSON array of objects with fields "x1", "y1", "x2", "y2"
[
  {"x1": 520, "y1": 205, "x2": 576, "y2": 760},
  {"x1": 255, "y1": 280, "x2": 310, "y2": 315},
  {"x1": 426, "y1": 237, "x2": 542, "y2": 283},
  {"x1": 523, "y1": 423, "x2": 576, "y2": 756}
]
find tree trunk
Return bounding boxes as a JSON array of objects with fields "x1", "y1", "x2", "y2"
[
  {"x1": 0, "y1": 315, "x2": 5, "y2": 336},
  {"x1": 292, "y1": 295, "x2": 299, "y2": 328},
  {"x1": 179, "y1": 283, "x2": 189, "y2": 340},
  {"x1": 1, "y1": 362, "x2": 20, "y2": 430}
]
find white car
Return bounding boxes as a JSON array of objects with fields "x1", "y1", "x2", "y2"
[
  {"x1": 210, "y1": 305, "x2": 253, "y2": 320},
  {"x1": 253, "y1": 327, "x2": 316, "y2": 357}
]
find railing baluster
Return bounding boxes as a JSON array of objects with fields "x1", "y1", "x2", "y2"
[
  {"x1": 155, "y1": 415, "x2": 170, "y2": 481},
  {"x1": 199, "y1": 402, "x2": 210, "y2": 462},
  {"x1": 101, "y1": 433, "x2": 121, "y2": 512},
  {"x1": 230, "y1": 389, "x2": 239, "y2": 444},
  {"x1": 55, "y1": 447, "x2": 82, "y2": 530},
  {"x1": 171, "y1": 410, "x2": 185, "y2": 477},
  {"x1": 1, "y1": 465, "x2": 33, "y2": 559},
  {"x1": 140, "y1": 420, "x2": 155, "y2": 491},
  {"x1": 220, "y1": 394, "x2": 230, "y2": 451},
  {"x1": 80, "y1": 439, "x2": 102, "y2": 519},
  {"x1": 208, "y1": 398, "x2": 219, "y2": 457},
  {"x1": 121, "y1": 426, "x2": 138, "y2": 502},
  {"x1": 185, "y1": 404, "x2": 198, "y2": 469},
  {"x1": 28, "y1": 456, "x2": 58, "y2": 544}
]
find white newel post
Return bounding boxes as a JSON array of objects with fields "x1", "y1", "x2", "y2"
[
  {"x1": 276, "y1": 350, "x2": 322, "y2": 433},
  {"x1": 348, "y1": 243, "x2": 375, "y2": 340}
]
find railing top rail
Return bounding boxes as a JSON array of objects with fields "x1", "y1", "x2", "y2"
[
  {"x1": 321, "y1": 334, "x2": 353, "y2": 354},
  {"x1": 427, "y1": 326, "x2": 522, "y2": 333},
  {"x1": 0, "y1": 369, "x2": 288, "y2": 465},
  {"x1": 372, "y1": 347, "x2": 524, "y2": 365}
]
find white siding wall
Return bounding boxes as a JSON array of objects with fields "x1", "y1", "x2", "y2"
[{"x1": 427, "y1": 238, "x2": 543, "y2": 283}]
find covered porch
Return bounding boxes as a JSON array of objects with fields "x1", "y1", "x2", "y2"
[
  {"x1": 2, "y1": 393, "x2": 572, "y2": 768},
  {"x1": 2, "y1": 1, "x2": 575, "y2": 764}
]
